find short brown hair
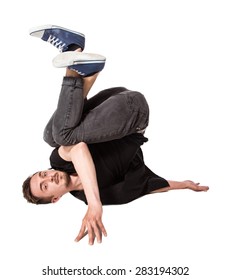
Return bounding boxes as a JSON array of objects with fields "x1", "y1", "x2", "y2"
[{"x1": 22, "y1": 174, "x2": 53, "y2": 205}]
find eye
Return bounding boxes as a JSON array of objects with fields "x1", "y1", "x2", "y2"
[
  {"x1": 41, "y1": 171, "x2": 47, "y2": 178},
  {"x1": 43, "y1": 183, "x2": 48, "y2": 191}
]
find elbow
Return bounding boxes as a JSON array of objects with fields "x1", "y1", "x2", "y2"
[
  {"x1": 76, "y1": 141, "x2": 87, "y2": 149},
  {"x1": 69, "y1": 141, "x2": 90, "y2": 162},
  {"x1": 72, "y1": 141, "x2": 88, "y2": 155},
  {"x1": 53, "y1": 131, "x2": 84, "y2": 146}
]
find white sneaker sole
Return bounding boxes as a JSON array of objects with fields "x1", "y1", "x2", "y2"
[
  {"x1": 29, "y1": 24, "x2": 85, "y2": 38},
  {"x1": 53, "y1": 51, "x2": 106, "y2": 68}
]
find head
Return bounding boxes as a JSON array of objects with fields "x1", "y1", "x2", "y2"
[{"x1": 22, "y1": 170, "x2": 71, "y2": 205}]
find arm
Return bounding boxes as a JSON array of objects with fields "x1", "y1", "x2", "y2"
[
  {"x1": 60, "y1": 142, "x2": 107, "y2": 245},
  {"x1": 151, "y1": 180, "x2": 209, "y2": 193}
]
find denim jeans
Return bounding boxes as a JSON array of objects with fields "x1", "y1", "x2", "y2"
[{"x1": 44, "y1": 77, "x2": 149, "y2": 147}]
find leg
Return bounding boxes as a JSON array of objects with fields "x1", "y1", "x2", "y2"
[
  {"x1": 30, "y1": 25, "x2": 109, "y2": 146},
  {"x1": 44, "y1": 59, "x2": 122, "y2": 147},
  {"x1": 43, "y1": 74, "x2": 84, "y2": 147},
  {"x1": 44, "y1": 67, "x2": 100, "y2": 146},
  {"x1": 38, "y1": 29, "x2": 148, "y2": 145},
  {"x1": 79, "y1": 89, "x2": 149, "y2": 143},
  {"x1": 83, "y1": 86, "x2": 128, "y2": 112},
  {"x1": 44, "y1": 78, "x2": 149, "y2": 146}
]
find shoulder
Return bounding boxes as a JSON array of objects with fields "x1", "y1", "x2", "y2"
[
  {"x1": 59, "y1": 142, "x2": 88, "y2": 161},
  {"x1": 49, "y1": 147, "x2": 76, "y2": 174},
  {"x1": 58, "y1": 145, "x2": 73, "y2": 161}
]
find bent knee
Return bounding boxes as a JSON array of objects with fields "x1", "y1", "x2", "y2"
[
  {"x1": 53, "y1": 132, "x2": 82, "y2": 146},
  {"x1": 43, "y1": 129, "x2": 59, "y2": 147},
  {"x1": 127, "y1": 91, "x2": 149, "y2": 115}
]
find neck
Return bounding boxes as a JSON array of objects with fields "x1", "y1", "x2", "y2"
[{"x1": 67, "y1": 174, "x2": 83, "y2": 191}]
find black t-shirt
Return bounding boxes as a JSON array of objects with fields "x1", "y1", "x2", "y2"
[{"x1": 49, "y1": 134, "x2": 169, "y2": 205}]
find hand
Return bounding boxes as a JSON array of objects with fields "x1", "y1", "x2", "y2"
[
  {"x1": 75, "y1": 204, "x2": 107, "y2": 245},
  {"x1": 184, "y1": 180, "x2": 209, "y2": 192}
]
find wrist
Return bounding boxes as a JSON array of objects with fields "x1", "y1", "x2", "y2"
[
  {"x1": 168, "y1": 180, "x2": 187, "y2": 190},
  {"x1": 88, "y1": 198, "x2": 102, "y2": 209}
]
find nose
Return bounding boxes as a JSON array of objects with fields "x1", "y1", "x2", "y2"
[
  {"x1": 44, "y1": 175, "x2": 54, "y2": 182},
  {"x1": 49, "y1": 175, "x2": 54, "y2": 182}
]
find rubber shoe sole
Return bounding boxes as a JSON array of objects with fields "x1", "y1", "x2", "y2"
[{"x1": 53, "y1": 51, "x2": 106, "y2": 76}]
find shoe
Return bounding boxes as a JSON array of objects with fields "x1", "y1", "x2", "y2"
[
  {"x1": 29, "y1": 24, "x2": 85, "y2": 52},
  {"x1": 53, "y1": 51, "x2": 106, "y2": 76}
]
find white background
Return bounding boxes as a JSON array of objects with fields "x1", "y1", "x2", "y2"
[{"x1": 1, "y1": 0, "x2": 230, "y2": 279}]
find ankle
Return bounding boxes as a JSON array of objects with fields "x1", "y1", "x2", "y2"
[
  {"x1": 65, "y1": 68, "x2": 81, "y2": 78},
  {"x1": 67, "y1": 45, "x2": 82, "y2": 52}
]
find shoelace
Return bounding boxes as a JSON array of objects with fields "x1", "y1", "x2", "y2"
[{"x1": 47, "y1": 35, "x2": 66, "y2": 51}]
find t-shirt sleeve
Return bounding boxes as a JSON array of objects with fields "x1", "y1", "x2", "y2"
[{"x1": 49, "y1": 148, "x2": 76, "y2": 174}]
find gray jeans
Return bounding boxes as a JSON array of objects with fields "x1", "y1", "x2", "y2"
[{"x1": 44, "y1": 77, "x2": 149, "y2": 147}]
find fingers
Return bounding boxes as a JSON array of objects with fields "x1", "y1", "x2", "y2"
[
  {"x1": 87, "y1": 222, "x2": 96, "y2": 245},
  {"x1": 87, "y1": 220, "x2": 107, "y2": 245},
  {"x1": 196, "y1": 185, "x2": 209, "y2": 192},
  {"x1": 92, "y1": 220, "x2": 107, "y2": 244},
  {"x1": 193, "y1": 182, "x2": 209, "y2": 191},
  {"x1": 75, "y1": 220, "x2": 107, "y2": 245},
  {"x1": 187, "y1": 181, "x2": 209, "y2": 192},
  {"x1": 75, "y1": 230, "x2": 88, "y2": 242},
  {"x1": 75, "y1": 223, "x2": 87, "y2": 242},
  {"x1": 98, "y1": 221, "x2": 107, "y2": 237}
]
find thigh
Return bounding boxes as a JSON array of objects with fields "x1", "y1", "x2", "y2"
[
  {"x1": 83, "y1": 87, "x2": 128, "y2": 113},
  {"x1": 81, "y1": 90, "x2": 149, "y2": 143}
]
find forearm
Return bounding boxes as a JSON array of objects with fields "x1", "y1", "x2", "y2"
[
  {"x1": 68, "y1": 142, "x2": 107, "y2": 244},
  {"x1": 152, "y1": 181, "x2": 187, "y2": 193},
  {"x1": 70, "y1": 143, "x2": 101, "y2": 207},
  {"x1": 152, "y1": 180, "x2": 209, "y2": 193}
]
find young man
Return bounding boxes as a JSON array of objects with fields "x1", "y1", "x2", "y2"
[{"x1": 22, "y1": 25, "x2": 209, "y2": 245}]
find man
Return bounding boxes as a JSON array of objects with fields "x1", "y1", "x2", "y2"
[{"x1": 22, "y1": 25, "x2": 209, "y2": 245}]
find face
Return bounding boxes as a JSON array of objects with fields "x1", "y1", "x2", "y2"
[{"x1": 30, "y1": 170, "x2": 70, "y2": 203}]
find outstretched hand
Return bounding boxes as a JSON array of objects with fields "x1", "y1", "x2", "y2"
[
  {"x1": 75, "y1": 204, "x2": 107, "y2": 245},
  {"x1": 184, "y1": 180, "x2": 209, "y2": 192}
]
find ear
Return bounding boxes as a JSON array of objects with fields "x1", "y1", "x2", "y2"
[{"x1": 51, "y1": 196, "x2": 61, "y2": 203}]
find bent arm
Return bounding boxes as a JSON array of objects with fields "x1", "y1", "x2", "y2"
[{"x1": 60, "y1": 142, "x2": 107, "y2": 244}]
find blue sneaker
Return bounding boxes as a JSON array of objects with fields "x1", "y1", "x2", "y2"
[
  {"x1": 29, "y1": 24, "x2": 85, "y2": 52},
  {"x1": 52, "y1": 51, "x2": 106, "y2": 76}
]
